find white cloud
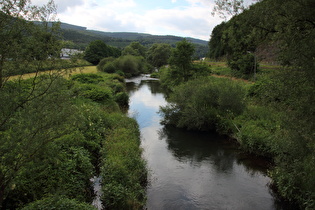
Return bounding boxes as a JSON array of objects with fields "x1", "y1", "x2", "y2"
[
  {"x1": 31, "y1": 0, "x2": 85, "y2": 12},
  {"x1": 136, "y1": 3, "x2": 221, "y2": 40},
  {"x1": 33, "y1": 0, "x2": 226, "y2": 40}
]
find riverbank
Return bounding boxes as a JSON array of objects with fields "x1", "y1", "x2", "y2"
[
  {"x1": 1, "y1": 72, "x2": 147, "y2": 209},
  {"x1": 126, "y1": 77, "x2": 282, "y2": 209},
  {"x1": 157, "y1": 63, "x2": 314, "y2": 209}
]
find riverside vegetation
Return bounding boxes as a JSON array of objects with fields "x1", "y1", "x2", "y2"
[
  {"x1": 1, "y1": 0, "x2": 314, "y2": 209},
  {"x1": 1, "y1": 72, "x2": 147, "y2": 209},
  {"x1": 157, "y1": 0, "x2": 315, "y2": 209},
  {"x1": 0, "y1": 1, "x2": 147, "y2": 209}
]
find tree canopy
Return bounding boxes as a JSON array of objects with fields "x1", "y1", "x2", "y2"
[
  {"x1": 84, "y1": 40, "x2": 121, "y2": 65},
  {"x1": 147, "y1": 43, "x2": 171, "y2": 68},
  {"x1": 169, "y1": 39, "x2": 195, "y2": 82},
  {"x1": 122, "y1": 41, "x2": 147, "y2": 57}
]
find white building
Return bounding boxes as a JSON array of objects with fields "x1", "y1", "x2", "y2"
[{"x1": 60, "y1": 48, "x2": 83, "y2": 59}]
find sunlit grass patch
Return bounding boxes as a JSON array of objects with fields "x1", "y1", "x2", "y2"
[{"x1": 8, "y1": 66, "x2": 98, "y2": 81}]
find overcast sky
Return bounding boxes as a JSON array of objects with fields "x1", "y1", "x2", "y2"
[{"x1": 32, "y1": 0, "x2": 252, "y2": 41}]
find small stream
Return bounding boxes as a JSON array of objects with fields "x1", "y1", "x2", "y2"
[{"x1": 126, "y1": 75, "x2": 287, "y2": 210}]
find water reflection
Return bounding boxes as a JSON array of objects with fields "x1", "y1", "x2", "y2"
[
  {"x1": 127, "y1": 78, "x2": 279, "y2": 210},
  {"x1": 159, "y1": 126, "x2": 235, "y2": 172}
]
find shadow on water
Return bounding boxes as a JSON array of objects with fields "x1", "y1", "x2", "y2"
[{"x1": 158, "y1": 126, "x2": 235, "y2": 173}]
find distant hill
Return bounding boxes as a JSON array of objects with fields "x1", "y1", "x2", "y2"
[{"x1": 58, "y1": 22, "x2": 209, "y2": 58}]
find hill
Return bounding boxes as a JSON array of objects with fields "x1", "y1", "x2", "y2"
[{"x1": 58, "y1": 22, "x2": 209, "y2": 58}]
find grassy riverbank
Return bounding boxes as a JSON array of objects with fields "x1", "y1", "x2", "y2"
[
  {"x1": 1, "y1": 71, "x2": 147, "y2": 209},
  {"x1": 158, "y1": 62, "x2": 314, "y2": 209}
]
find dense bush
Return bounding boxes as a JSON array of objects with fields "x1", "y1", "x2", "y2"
[
  {"x1": 114, "y1": 92, "x2": 129, "y2": 107},
  {"x1": 96, "y1": 55, "x2": 151, "y2": 78},
  {"x1": 160, "y1": 76, "x2": 246, "y2": 132},
  {"x1": 102, "y1": 62, "x2": 117, "y2": 73},
  {"x1": 159, "y1": 63, "x2": 212, "y2": 90},
  {"x1": 84, "y1": 40, "x2": 121, "y2": 65},
  {"x1": 97, "y1": 57, "x2": 116, "y2": 72},
  {"x1": 115, "y1": 55, "x2": 149, "y2": 77},
  {"x1": 71, "y1": 73, "x2": 128, "y2": 108},
  {"x1": 76, "y1": 83, "x2": 112, "y2": 103},
  {"x1": 1, "y1": 72, "x2": 147, "y2": 209},
  {"x1": 227, "y1": 53, "x2": 258, "y2": 79},
  {"x1": 233, "y1": 105, "x2": 282, "y2": 157}
]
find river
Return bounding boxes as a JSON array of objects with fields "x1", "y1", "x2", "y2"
[{"x1": 126, "y1": 76, "x2": 283, "y2": 210}]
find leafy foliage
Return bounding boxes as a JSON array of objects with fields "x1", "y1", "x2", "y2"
[
  {"x1": 0, "y1": 1, "x2": 147, "y2": 209},
  {"x1": 147, "y1": 43, "x2": 171, "y2": 68},
  {"x1": 83, "y1": 40, "x2": 121, "y2": 65},
  {"x1": 227, "y1": 52, "x2": 258, "y2": 78},
  {"x1": 159, "y1": 62, "x2": 211, "y2": 89},
  {"x1": 169, "y1": 39, "x2": 195, "y2": 82},
  {"x1": 0, "y1": 0, "x2": 62, "y2": 87},
  {"x1": 97, "y1": 55, "x2": 150, "y2": 78},
  {"x1": 122, "y1": 42, "x2": 147, "y2": 57},
  {"x1": 160, "y1": 76, "x2": 246, "y2": 132},
  {"x1": 208, "y1": 21, "x2": 227, "y2": 60}
]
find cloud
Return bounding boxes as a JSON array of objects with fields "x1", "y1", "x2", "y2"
[
  {"x1": 31, "y1": 0, "x2": 85, "y2": 12},
  {"x1": 35, "y1": 0, "x2": 224, "y2": 40},
  {"x1": 137, "y1": 3, "x2": 221, "y2": 40}
]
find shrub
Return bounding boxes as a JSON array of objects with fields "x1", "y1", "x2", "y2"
[
  {"x1": 102, "y1": 62, "x2": 117, "y2": 73},
  {"x1": 160, "y1": 76, "x2": 246, "y2": 132},
  {"x1": 71, "y1": 73, "x2": 104, "y2": 84},
  {"x1": 115, "y1": 92, "x2": 129, "y2": 107},
  {"x1": 76, "y1": 83, "x2": 112, "y2": 103},
  {"x1": 228, "y1": 53, "x2": 258, "y2": 78},
  {"x1": 97, "y1": 57, "x2": 116, "y2": 72},
  {"x1": 22, "y1": 196, "x2": 96, "y2": 210}
]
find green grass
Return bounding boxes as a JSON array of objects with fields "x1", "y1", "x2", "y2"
[{"x1": 101, "y1": 114, "x2": 147, "y2": 209}]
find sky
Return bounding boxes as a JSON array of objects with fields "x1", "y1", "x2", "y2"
[{"x1": 31, "y1": 0, "x2": 248, "y2": 41}]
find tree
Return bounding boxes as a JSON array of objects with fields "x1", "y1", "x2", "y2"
[
  {"x1": 0, "y1": 77, "x2": 78, "y2": 207},
  {"x1": 212, "y1": 0, "x2": 247, "y2": 19},
  {"x1": 169, "y1": 39, "x2": 195, "y2": 82},
  {"x1": 0, "y1": 0, "x2": 79, "y2": 207},
  {"x1": 0, "y1": 0, "x2": 61, "y2": 88},
  {"x1": 208, "y1": 21, "x2": 227, "y2": 60},
  {"x1": 115, "y1": 55, "x2": 147, "y2": 77},
  {"x1": 122, "y1": 42, "x2": 146, "y2": 57},
  {"x1": 84, "y1": 40, "x2": 120, "y2": 65},
  {"x1": 147, "y1": 43, "x2": 171, "y2": 68}
]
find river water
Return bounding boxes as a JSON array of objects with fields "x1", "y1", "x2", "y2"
[{"x1": 126, "y1": 76, "x2": 282, "y2": 210}]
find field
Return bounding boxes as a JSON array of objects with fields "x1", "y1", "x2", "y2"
[{"x1": 8, "y1": 66, "x2": 97, "y2": 81}]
